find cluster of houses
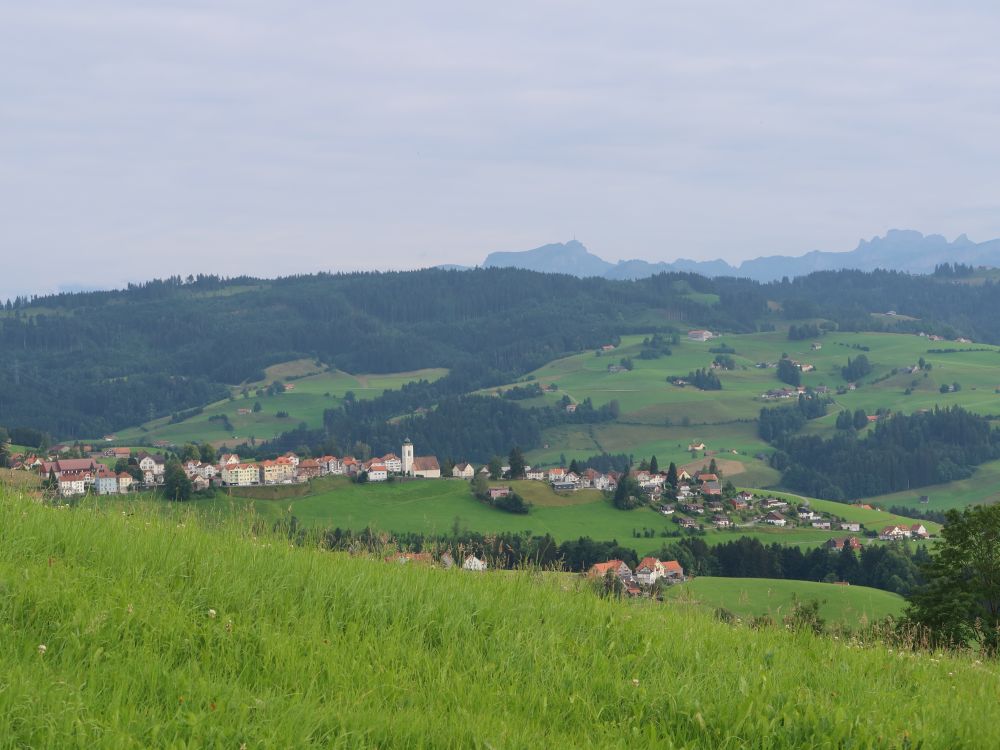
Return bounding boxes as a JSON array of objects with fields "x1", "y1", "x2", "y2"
[
  {"x1": 12, "y1": 438, "x2": 448, "y2": 497},
  {"x1": 878, "y1": 523, "x2": 930, "y2": 541},
  {"x1": 588, "y1": 557, "x2": 685, "y2": 596}
]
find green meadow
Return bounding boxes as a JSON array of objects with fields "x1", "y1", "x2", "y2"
[
  {"x1": 665, "y1": 577, "x2": 905, "y2": 626},
  {"x1": 3, "y1": 488, "x2": 999, "y2": 747},
  {"x1": 113, "y1": 363, "x2": 447, "y2": 446},
  {"x1": 185, "y1": 478, "x2": 924, "y2": 557}
]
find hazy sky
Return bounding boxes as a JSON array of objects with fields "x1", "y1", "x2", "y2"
[{"x1": 3, "y1": 1, "x2": 1000, "y2": 300}]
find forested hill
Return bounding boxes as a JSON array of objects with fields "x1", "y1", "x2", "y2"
[
  {"x1": 0, "y1": 269, "x2": 737, "y2": 437},
  {"x1": 3, "y1": 265, "x2": 1000, "y2": 439}
]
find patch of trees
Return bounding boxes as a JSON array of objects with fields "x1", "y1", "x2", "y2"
[
  {"x1": 770, "y1": 406, "x2": 1000, "y2": 500},
  {"x1": 471, "y1": 474, "x2": 530, "y2": 514},
  {"x1": 657, "y1": 536, "x2": 927, "y2": 596},
  {"x1": 669, "y1": 368, "x2": 721, "y2": 390},
  {"x1": 788, "y1": 323, "x2": 822, "y2": 340},
  {"x1": 886, "y1": 505, "x2": 948, "y2": 525},
  {"x1": 841, "y1": 354, "x2": 873, "y2": 381},
  {"x1": 757, "y1": 394, "x2": 829, "y2": 442},
  {"x1": 575, "y1": 452, "x2": 632, "y2": 475},
  {"x1": 835, "y1": 408, "x2": 871, "y2": 431},
  {"x1": 612, "y1": 475, "x2": 643, "y2": 510},
  {"x1": 501, "y1": 383, "x2": 544, "y2": 400},
  {"x1": 776, "y1": 358, "x2": 801, "y2": 387},
  {"x1": 907, "y1": 504, "x2": 1000, "y2": 652},
  {"x1": 933, "y1": 262, "x2": 976, "y2": 278},
  {"x1": 638, "y1": 333, "x2": 676, "y2": 359},
  {"x1": 712, "y1": 354, "x2": 736, "y2": 370}
]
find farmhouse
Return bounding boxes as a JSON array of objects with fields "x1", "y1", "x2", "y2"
[
  {"x1": 764, "y1": 511, "x2": 787, "y2": 527},
  {"x1": 879, "y1": 525, "x2": 909, "y2": 541},
  {"x1": 525, "y1": 468, "x2": 546, "y2": 481},
  {"x1": 488, "y1": 486, "x2": 511, "y2": 500},
  {"x1": 687, "y1": 330, "x2": 714, "y2": 342},
  {"x1": 635, "y1": 557, "x2": 665, "y2": 585},
  {"x1": 452, "y1": 462, "x2": 475, "y2": 479}
]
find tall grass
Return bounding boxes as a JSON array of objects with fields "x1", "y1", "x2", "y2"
[{"x1": 1, "y1": 488, "x2": 998, "y2": 748}]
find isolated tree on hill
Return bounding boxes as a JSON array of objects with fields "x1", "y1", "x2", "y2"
[
  {"x1": 162, "y1": 460, "x2": 192, "y2": 501},
  {"x1": 508, "y1": 447, "x2": 526, "y2": 479},
  {"x1": 853, "y1": 409, "x2": 868, "y2": 430},
  {"x1": 253, "y1": 401, "x2": 262, "y2": 413},
  {"x1": 649, "y1": 455, "x2": 659, "y2": 475},
  {"x1": 613, "y1": 475, "x2": 643, "y2": 510},
  {"x1": 666, "y1": 462, "x2": 678, "y2": 489},
  {"x1": 488, "y1": 456, "x2": 503, "y2": 480},
  {"x1": 907, "y1": 504, "x2": 1000, "y2": 653}
]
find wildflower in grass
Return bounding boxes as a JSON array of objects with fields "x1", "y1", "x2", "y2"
[
  {"x1": 127, "y1": 603, "x2": 134, "y2": 614},
  {"x1": 226, "y1": 620, "x2": 233, "y2": 632},
  {"x1": 37, "y1": 644, "x2": 47, "y2": 656},
  {"x1": 631, "y1": 679, "x2": 640, "y2": 687},
  {"x1": 208, "y1": 608, "x2": 217, "y2": 619}
]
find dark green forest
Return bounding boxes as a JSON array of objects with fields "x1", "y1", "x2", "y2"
[
  {"x1": 4, "y1": 266, "x2": 1000, "y2": 446},
  {"x1": 768, "y1": 406, "x2": 1000, "y2": 499}
]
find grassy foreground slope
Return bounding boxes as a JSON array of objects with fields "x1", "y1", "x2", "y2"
[{"x1": 2, "y1": 492, "x2": 999, "y2": 748}]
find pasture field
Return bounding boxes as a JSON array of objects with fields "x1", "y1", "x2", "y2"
[
  {"x1": 3, "y1": 490, "x2": 998, "y2": 747},
  {"x1": 527, "y1": 421, "x2": 780, "y2": 484},
  {"x1": 863, "y1": 457, "x2": 1000, "y2": 512},
  {"x1": 114, "y1": 365, "x2": 447, "y2": 446},
  {"x1": 665, "y1": 577, "x2": 905, "y2": 626},
  {"x1": 192, "y1": 478, "x2": 915, "y2": 557},
  {"x1": 515, "y1": 330, "x2": 1000, "y2": 427}
]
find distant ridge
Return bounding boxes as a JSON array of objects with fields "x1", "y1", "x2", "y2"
[{"x1": 477, "y1": 230, "x2": 1000, "y2": 281}]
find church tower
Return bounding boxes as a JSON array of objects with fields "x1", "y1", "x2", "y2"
[{"x1": 402, "y1": 438, "x2": 414, "y2": 475}]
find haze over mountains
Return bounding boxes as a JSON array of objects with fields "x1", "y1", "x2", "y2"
[{"x1": 475, "y1": 230, "x2": 1000, "y2": 281}]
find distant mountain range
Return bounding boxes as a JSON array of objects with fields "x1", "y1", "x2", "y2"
[{"x1": 454, "y1": 230, "x2": 1000, "y2": 281}]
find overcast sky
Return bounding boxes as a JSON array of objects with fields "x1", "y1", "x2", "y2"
[{"x1": 3, "y1": 1, "x2": 1000, "y2": 300}]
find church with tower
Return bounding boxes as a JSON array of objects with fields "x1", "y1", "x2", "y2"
[{"x1": 402, "y1": 438, "x2": 441, "y2": 479}]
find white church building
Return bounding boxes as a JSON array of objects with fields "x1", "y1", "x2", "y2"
[{"x1": 402, "y1": 438, "x2": 441, "y2": 479}]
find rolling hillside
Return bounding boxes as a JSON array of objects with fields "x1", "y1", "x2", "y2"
[{"x1": 1, "y1": 488, "x2": 997, "y2": 747}]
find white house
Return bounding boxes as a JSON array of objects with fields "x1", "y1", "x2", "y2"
[
  {"x1": 381, "y1": 453, "x2": 403, "y2": 474},
  {"x1": 635, "y1": 557, "x2": 665, "y2": 585},
  {"x1": 452, "y1": 462, "x2": 475, "y2": 480},
  {"x1": 462, "y1": 555, "x2": 487, "y2": 572},
  {"x1": 525, "y1": 468, "x2": 546, "y2": 481},
  {"x1": 839, "y1": 522, "x2": 861, "y2": 532},
  {"x1": 367, "y1": 464, "x2": 389, "y2": 482},
  {"x1": 137, "y1": 453, "x2": 166, "y2": 485},
  {"x1": 58, "y1": 474, "x2": 87, "y2": 497},
  {"x1": 687, "y1": 330, "x2": 714, "y2": 342}
]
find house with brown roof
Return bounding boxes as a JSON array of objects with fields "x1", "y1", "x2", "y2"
[{"x1": 588, "y1": 560, "x2": 632, "y2": 579}]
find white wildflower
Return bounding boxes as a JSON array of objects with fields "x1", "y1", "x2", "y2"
[
  {"x1": 37, "y1": 644, "x2": 47, "y2": 656},
  {"x1": 208, "y1": 608, "x2": 217, "y2": 619}
]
